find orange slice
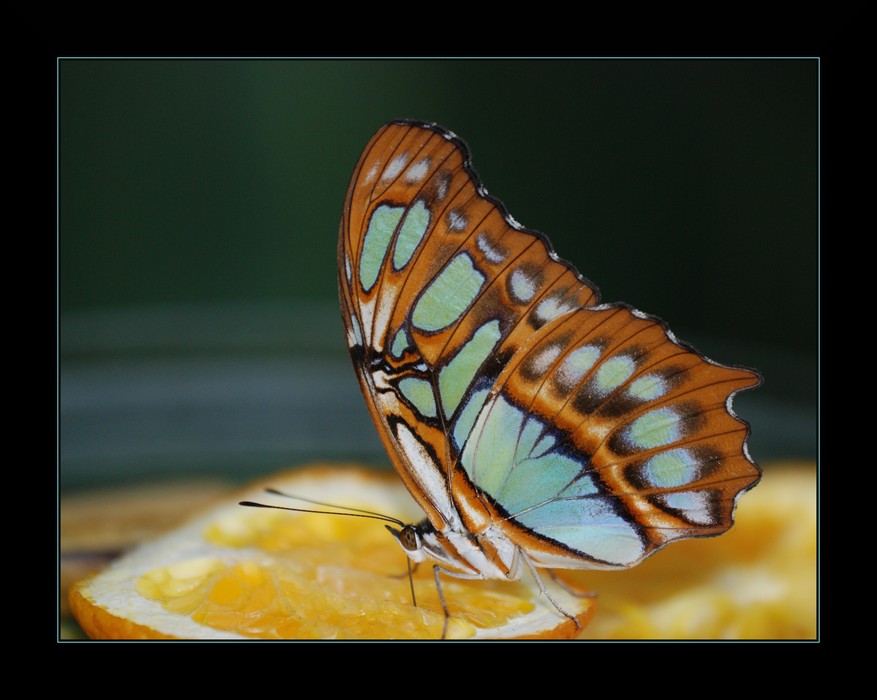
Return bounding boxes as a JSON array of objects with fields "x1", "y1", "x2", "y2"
[{"x1": 70, "y1": 464, "x2": 595, "y2": 640}]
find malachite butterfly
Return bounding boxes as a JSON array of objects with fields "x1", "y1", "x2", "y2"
[{"x1": 337, "y1": 119, "x2": 760, "y2": 627}]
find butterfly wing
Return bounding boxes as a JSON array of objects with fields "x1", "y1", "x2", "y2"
[
  {"x1": 456, "y1": 304, "x2": 760, "y2": 569},
  {"x1": 338, "y1": 120, "x2": 600, "y2": 530},
  {"x1": 338, "y1": 120, "x2": 759, "y2": 569}
]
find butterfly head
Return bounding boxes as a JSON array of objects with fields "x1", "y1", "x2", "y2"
[{"x1": 385, "y1": 522, "x2": 429, "y2": 563}]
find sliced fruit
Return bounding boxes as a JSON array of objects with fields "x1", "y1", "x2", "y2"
[
  {"x1": 70, "y1": 464, "x2": 595, "y2": 640},
  {"x1": 60, "y1": 478, "x2": 231, "y2": 620}
]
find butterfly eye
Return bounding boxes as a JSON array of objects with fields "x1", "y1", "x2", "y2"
[
  {"x1": 399, "y1": 525, "x2": 421, "y2": 552},
  {"x1": 385, "y1": 524, "x2": 421, "y2": 552}
]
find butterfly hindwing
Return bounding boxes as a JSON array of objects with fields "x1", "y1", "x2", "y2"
[
  {"x1": 455, "y1": 304, "x2": 759, "y2": 569},
  {"x1": 338, "y1": 119, "x2": 760, "y2": 570}
]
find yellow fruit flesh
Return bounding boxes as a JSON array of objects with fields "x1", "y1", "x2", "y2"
[{"x1": 131, "y1": 508, "x2": 538, "y2": 639}]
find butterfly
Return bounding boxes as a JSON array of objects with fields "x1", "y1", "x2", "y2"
[{"x1": 337, "y1": 119, "x2": 760, "y2": 632}]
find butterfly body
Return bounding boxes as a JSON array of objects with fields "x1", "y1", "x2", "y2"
[
  {"x1": 387, "y1": 519, "x2": 522, "y2": 581},
  {"x1": 338, "y1": 120, "x2": 760, "y2": 590}
]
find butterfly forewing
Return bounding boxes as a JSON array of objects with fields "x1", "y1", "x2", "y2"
[{"x1": 339, "y1": 119, "x2": 760, "y2": 571}]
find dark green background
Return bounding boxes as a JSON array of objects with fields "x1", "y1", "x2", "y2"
[{"x1": 59, "y1": 59, "x2": 817, "y2": 489}]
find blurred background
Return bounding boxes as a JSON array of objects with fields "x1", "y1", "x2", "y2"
[{"x1": 58, "y1": 59, "x2": 817, "y2": 493}]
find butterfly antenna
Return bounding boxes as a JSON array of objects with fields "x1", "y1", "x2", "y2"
[
  {"x1": 266, "y1": 488, "x2": 408, "y2": 523},
  {"x1": 240, "y1": 489, "x2": 406, "y2": 527}
]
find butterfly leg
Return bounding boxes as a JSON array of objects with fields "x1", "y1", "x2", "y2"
[
  {"x1": 406, "y1": 558, "x2": 418, "y2": 609},
  {"x1": 430, "y1": 564, "x2": 487, "y2": 640},
  {"x1": 518, "y1": 549, "x2": 582, "y2": 631},
  {"x1": 547, "y1": 569, "x2": 597, "y2": 599},
  {"x1": 432, "y1": 565, "x2": 451, "y2": 640}
]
